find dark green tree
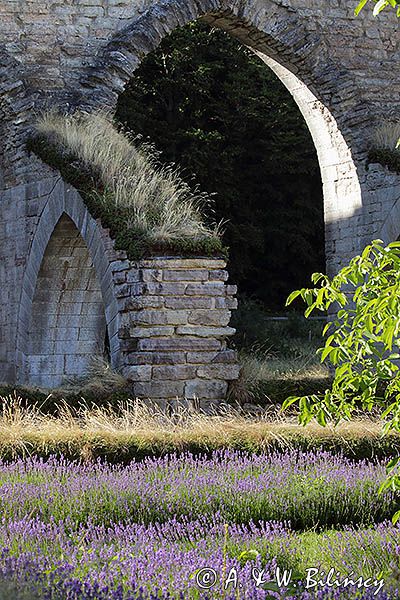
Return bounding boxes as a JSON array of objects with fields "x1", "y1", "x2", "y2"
[{"x1": 116, "y1": 21, "x2": 324, "y2": 309}]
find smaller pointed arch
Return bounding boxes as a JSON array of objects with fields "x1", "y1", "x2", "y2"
[
  {"x1": 26, "y1": 214, "x2": 108, "y2": 388},
  {"x1": 16, "y1": 182, "x2": 120, "y2": 387}
]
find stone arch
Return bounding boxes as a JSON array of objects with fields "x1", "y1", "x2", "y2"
[
  {"x1": 16, "y1": 181, "x2": 120, "y2": 387},
  {"x1": 71, "y1": 0, "x2": 365, "y2": 272}
]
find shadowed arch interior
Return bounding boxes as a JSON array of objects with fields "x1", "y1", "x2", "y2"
[
  {"x1": 73, "y1": 3, "x2": 364, "y2": 276},
  {"x1": 26, "y1": 214, "x2": 107, "y2": 389}
]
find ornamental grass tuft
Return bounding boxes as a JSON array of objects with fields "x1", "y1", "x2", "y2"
[{"x1": 29, "y1": 111, "x2": 224, "y2": 260}]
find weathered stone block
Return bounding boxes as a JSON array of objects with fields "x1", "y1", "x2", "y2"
[
  {"x1": 208, "y1": 269, "x2": 229, "y2": 281},
  {"x1": 186, "y1": 351, "x2": 219, "y2": 364},
  {"x1": 212, "y1": 350, "x2": 238, "y2": 364},
  {"x1": 132, "y1": 380, "x2": 185, "y2": 398},
  {"x1": 214, "y1": 297, "x2": 238, "y2": 309},
  {"x1": 152, "y1": 365, "x2": 197, "y2": 380},
  {"x1": 143, "y1": 282, "x2": 187, "y2": 296},
  {"x1": 122, "y1": 365, "x2": 152, "y2": 381},
  {"x1": 164, "y1": 297, "x2": 213, "y2": 309},
  {"x1": 118, "y1": 296, "x2": 165, "y2": 311},
  {"x1": 138, "y1": 337, "x2": 222, "y2": 352},
  {"x1": 176, "y1": 325, "x2": 236, "y2": 338},
  {"x1": 196, "y1": 364, "x2": 241, "y2": 380},
  {"x1": 185, "y1": 379, "x2": 228, "y2": 399},
  {"x1": 185, "y1": 282, "x2": 225, "y2": 296},
  {"x1": 140, "y1": 268, "x2": 163, "y2": 282},
  {"x1": 163, "y1": 269, "x2": 208, "y2": 281},
  {"x1": 188, "y1": 309, "x2": 231, "y2": 326},
  {"x1": 130, "y1": 309, "x2": 189, "y2": 326},
  {"x1": 127, "y1": 351, "x2": 186, "y2": 365},
  {"x1": 129, "y1": 325, "x2": 175, "y2": 338},
  {"x1": 226, "y1": 285, "x2": 238, "y2": 296}
]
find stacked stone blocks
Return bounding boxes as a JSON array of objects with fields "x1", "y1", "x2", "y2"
[{"x1": 110, "y1": 256, "x2": 239, "y2": 408}]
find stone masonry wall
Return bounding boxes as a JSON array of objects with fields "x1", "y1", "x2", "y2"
[
  {"x1": 0, "y1": 0, "x2": 399, "y2": 394},
  {"x1": 11, "y1": 178, "x2": 239, "y2": 404},
  {"x1": 1, "y1": 0, "x2": 399, "y2": 268}
]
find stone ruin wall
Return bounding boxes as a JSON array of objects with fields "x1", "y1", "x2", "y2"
[
  {"x1": 14, "y1": 180, "x2": 239, "y2": 407},
  {"x1": 0, "y1": 0, "x2": 399, "y2": 400}
]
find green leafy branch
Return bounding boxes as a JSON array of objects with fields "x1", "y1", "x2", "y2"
[
  {"x1": 284, "y1": 240, "x2": 400, "y2": 519},
  {"x1": 355, "y1": 0, "x2": 400, "y2": 17}
]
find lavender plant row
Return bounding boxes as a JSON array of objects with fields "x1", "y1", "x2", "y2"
[
  {"x1": 0, "y1": 451, "x2": 398, "y2": 599},
  {"x1": 0, "y1": 515, "x2": 398, "y2": 599},
  {"x1": 0, "y1": 450, "x2": 397, "y2": 529}
]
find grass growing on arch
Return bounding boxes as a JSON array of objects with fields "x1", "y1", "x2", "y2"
[
  {"x1": 369, "y1": 121, "x2": 400, "y2": 174},
  {"x1": 29, "y1": 112, "x2": 225, "y2": 260}
]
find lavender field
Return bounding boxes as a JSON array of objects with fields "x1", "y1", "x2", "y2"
[{"x1": 0, "y1": 450, "x2": 399, "y2": 599}]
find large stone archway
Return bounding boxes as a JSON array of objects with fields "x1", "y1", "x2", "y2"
[{"x1": 38, "y1": 0, "x2": 400, "y2": 272}]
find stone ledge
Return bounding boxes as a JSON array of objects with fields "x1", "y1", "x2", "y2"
[{"x1": 175, "y1": 325, "x2": 236, "y2": 338}]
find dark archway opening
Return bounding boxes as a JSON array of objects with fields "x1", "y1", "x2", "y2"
[{"x1": 116, "y1": 21, "x2": 325, "y2": 312}]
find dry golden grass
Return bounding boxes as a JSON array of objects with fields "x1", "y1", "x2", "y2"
[
  {"x1": 36, "y1": 111, "x2": 221, "y2": 244},
  {"x1": 60, "y1": 356, "x2": 128, "y2": 398},
  {"x1": 0, "y1": 395, "x2": 396, "y2": 462}
]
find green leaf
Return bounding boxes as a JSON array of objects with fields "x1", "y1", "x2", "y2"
[
  {"x1": 320, "y1": 345, "x2": 334, "y2": 363},
  {"x1": 286, "y1": 290, "x2": 302, "y2": 306},
  {"x1": 282, "y1": 396, "x2": 300, "y2": 411},
  {"x1": 305, "y1": 303, "x2": 316, "y2": 318},
  {"x1": 382, "y1": 402, "x2": 397, "y2": 419},
  {"x1": 315, "y1": 409, "x2": 327, "y2": 426},
  {"x1": 323, "y1": 321, "x2": 332, "y2": 336},
  {"x1": 354, "y1": 0, "x2": 369, "y2": 15},
  {"x1": 373, "y1": 0, "x2": 390, "y2": 15},
  {"x1": 386, "y1": 456, "x2": 400, "y2": 472},
  {"x1": 392, "y1": 510, "x2": 400, "y2": 525},
  {"x1": 378, "y1": 478, "x2": 393, "y2": 494}
]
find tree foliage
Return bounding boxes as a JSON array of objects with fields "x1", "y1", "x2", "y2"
[
  {"x1": 285, "y1": 240, "x2": 400, "y2": 519},
  {"x1": 355, "y1": 0, "x2": 400, "y2": 17},
  {"x1": 116, "y1": 21, "x2": 324, "y2": 310}
]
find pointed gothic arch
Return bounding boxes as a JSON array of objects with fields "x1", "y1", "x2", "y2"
[
  {"x1": 15, "y1": 181, "x2": 120, "y2": 387},
  {"x1": 71, "y1": 1, "x2": 365, "y2": 273}
]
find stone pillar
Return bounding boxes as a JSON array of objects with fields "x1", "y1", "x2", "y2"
[{"x1": 112, "y1": 257, "x2": 240, "y2": 410}]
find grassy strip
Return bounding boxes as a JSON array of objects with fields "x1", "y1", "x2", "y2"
[
  {"x1": 0, "y1": 397, "x2": 397, "y2": 462},
  {"x1": 27, "y1": 113, "x2": 225, "y2": 260}
]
